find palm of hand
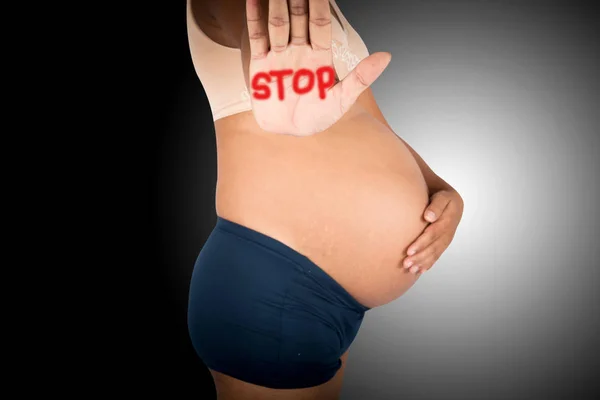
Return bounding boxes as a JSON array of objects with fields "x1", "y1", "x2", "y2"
[
  {"x1": 245, "y1": 0, "x2": 391, "y2": 136},
  {"x1": 249, "y1": 45, "x2": 343, "y2": 136}
]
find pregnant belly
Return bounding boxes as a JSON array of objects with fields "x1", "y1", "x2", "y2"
[{"x1": 214, "y1": 107, "x2": 430, "y2": 308}]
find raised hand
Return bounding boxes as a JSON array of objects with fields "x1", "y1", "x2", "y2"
[{"x1": 245, "y1": 0, "x2": 392, "y2": 136}]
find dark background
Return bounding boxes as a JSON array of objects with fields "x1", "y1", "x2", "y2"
[
  {"x1": 144, "y1": 1, "x2": 218, "y2": 397},
  {"x1": 144, "y1": 1, "x2": 599, "y2": 398}
]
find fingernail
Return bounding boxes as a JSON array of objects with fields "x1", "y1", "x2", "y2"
[
  {"x1": 405, "y1": 260, "x2": 413, "y2": 269},
  {"x1": 407, "y1": 248, "x2": 416, "y2": 256},
  {"x1": 425, "y1": 211, "x2": 436, "y2": 221},
  {"x1": 410, "y1": 266, "x2": 419, "y2": 274}
]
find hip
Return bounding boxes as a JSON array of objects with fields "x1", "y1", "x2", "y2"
[{"x1": 188, "y1": 217, "x2": 368, "y2": 388}]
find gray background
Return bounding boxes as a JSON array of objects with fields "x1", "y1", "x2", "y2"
[
  {"x1": 162, "y1": 0, "x2": 600, "y2": 398},
  {"x1": 339, "y1": 1, "x2": 599, "y2": 399}
]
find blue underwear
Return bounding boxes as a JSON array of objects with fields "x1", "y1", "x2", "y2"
[{"x1": 187, "y1": 217, "x2": 371, "y2": 389}]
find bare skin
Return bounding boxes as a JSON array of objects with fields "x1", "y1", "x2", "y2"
[
  {"x1": 209, "y1": 350, "x2": 350, "y2": 400},
  {"x1": 187, "y1": 1, "x2": 464, "y2": 398}
]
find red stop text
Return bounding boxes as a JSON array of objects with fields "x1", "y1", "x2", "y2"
[{"x1": 251, "y1": 66, "x2": 336, "y2": 101}]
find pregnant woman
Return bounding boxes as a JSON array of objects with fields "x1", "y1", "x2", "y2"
[{"x1": 187, "y1": 0, "x2": 464, "y2": 398}]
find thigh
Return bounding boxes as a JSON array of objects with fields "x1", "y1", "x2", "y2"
[{"x1": 209, "y1": 350, "x2": 351, "y2": 400}]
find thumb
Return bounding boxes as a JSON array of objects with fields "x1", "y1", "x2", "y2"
[{"x1": 337, "y1": 52, "x2": 392, "y2": 112}]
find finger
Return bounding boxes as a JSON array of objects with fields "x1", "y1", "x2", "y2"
[
  {"x1": 337, "y1": 52, "x2": 392, "y2": 113},
  {"x1": 289, "y1": 0, "x2": 308, "y2": 45},
  {"x1": 308, "y1": 0, "x2": 331, "y2": 51},
  {"x1": 414, "y1": 250, "x2": 441, "y2": 273},
  {"x1": 403, "y1": 241, "x2": 440, "y2": 270},
  {"x1": 268, "y1": 0, "x2": 290, "y2": 52},
  {"x1": 406, "y1": 224, "x2": 440, "y2": 257},
  {"x1": 409, "y1": 265, "x2": 423, "y2": 275},
  {"x1": 246, "y1": 0, "x2": 269, "y2": 58},
  {"x1": 424, "y1": 191, "x2": 451, "y2": 223}
]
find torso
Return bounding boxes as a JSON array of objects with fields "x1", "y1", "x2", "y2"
[{"x1": 189, "y1": 0, "x2": 430, "y2": 308}]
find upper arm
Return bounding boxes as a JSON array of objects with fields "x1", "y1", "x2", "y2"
[{"x1": 190, "y1": 0, "x2": 248, "y2": 47}]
